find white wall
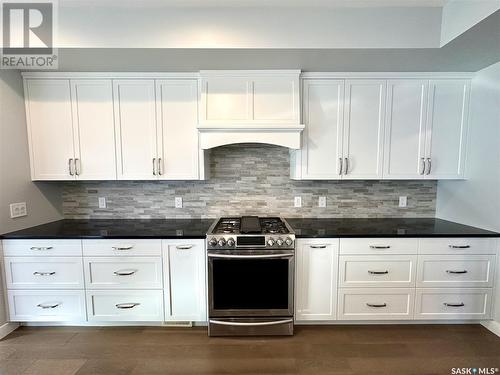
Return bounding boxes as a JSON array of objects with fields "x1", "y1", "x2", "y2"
[
  {"x1": 440, "y1": 0, "x2": 500, "y2": 46},
  {"x1": 435, "y1": 61, "x2": 500, "y2": 327}
]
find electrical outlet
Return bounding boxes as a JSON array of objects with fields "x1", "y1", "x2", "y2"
[
  {"x1": 9, "y1": 202, "x2": 27, "y2": 218},
  {"x1": 294, "y1": 196, "x2": 302, "y2": 208},
  {"x1": 318, "y1": 196, "x2": 327, "y2": 208},
  {"x1": 175, "y1": 197, "x2": 183, "y2": 208},
  {"x1": 98, "y1": 197, "x2": 107, "y2": 209},
  {"x1": 399, "y1": 196, "x2": 408, "y2": 208}
]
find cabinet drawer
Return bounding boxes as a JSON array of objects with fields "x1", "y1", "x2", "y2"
[
  {"x1": 338, "y1": 288, "x2": 414, "y2": 320},
  {"x1": 4, "y1": 257, "x2": 84, "y2": 289},
  {"x1": 340, "y1": 238, "x2": 418, "y2": 255},
  {"x1": 415, "y1": 288, "x2": 492, "y2": 320},
  {"x1": 8, "y1": 290, "x2": 86, "y2": 322},
  {"x1": 339, "y1": 256, "x2": 416, "y2": 288},
  {"x1": 2, "y1": 240, "x2": 82, "y2": 257},
  {"x1": 86, "y1": 290, "x2": 164, "y2": 322},
  {"x1": 84, "y1": 257, "x2": 163, "y2": 289},
  {"x1": 82, "y1": 239, "x2": 161, "y2": 256},
  {"x1": 419, "y1": 238, "x2": 497, "y2": 255},
  {"x1": 416, "y1": 255, "x2": 495, "y2": 288}
]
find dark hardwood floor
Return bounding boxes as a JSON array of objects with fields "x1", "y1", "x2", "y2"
[{"x1": 0, "y1": 324, "x2": 499, "y2": 375}]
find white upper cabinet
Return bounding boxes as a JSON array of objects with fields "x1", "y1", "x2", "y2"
[
  {"x1": 71, "y1": 80, "x2": 116, "y2": 180},
  {"x1": 156, "y1": 80, "x2": 199, "y2": 180},
  {"x1": 113, "y1": 80, "x2": 158, "y2": 180},
  {"x1": 25, "y1": 79, "x2": 75, "y2": 180},
  {"x1": 425, "y1": 80, "x2": 470, "y2": 179},
  {"x1": 291, "y1": 79, "x2": 344, "y2": 179},
  {"x1": 384, "y1": 80, "x2": 428, "y2": 179},
  {"x1": 343, "y1": 80, "x2": 386, "y2": 179}
]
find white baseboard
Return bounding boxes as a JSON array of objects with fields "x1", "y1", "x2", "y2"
[
  {"x1": 0, "y1": 322, "x2": 19, "y2": 339},
  {"x1": 481, "y1": 320, "x2": 500, "y2": 337}
]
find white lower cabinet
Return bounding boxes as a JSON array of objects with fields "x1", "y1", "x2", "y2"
[
  {"x1": 86, "y1": 290, "x2": 164, "y2": 322},
  {"x1": 295, "y1": 239, "x2": 339, "y2": 321},
  {"x1": 338, "y1": 288, "x2": 415, "y2": 320},
  {"x1": 163, "y1": 240, "x2": 207, "y2": 322},
  {"x1": 8, "y1": 290, "x2": 86, "y2": 322},
  {"x1": 415, "y1": 288, "x2": 492, "y2": 320}
]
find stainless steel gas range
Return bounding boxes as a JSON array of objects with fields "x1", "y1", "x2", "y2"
[{"x1": 206, "y1": 216, "x2": 296, "y2": 336}]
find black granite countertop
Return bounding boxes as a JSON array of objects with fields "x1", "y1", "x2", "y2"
[
  {"x1": 285, "y1": 218, "x2": 500, "y2": 238},
  {"x1": 1, "y1": 218, "x2": 498, "y2": 240}
]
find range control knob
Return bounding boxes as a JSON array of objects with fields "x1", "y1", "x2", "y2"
[
  {"x1": 209, "y1": 238, "x2": 218, "y2": 247},
  {"x1": 285, "y1": 237, "x2": 293, "y2": 246},
  {"x1": 218, "y1": 238, "x2": 226, "y2": 247},
  {"x1": 267, "y1": 238, "x2": 275, "y2": 247},
  {"x1": 276, "y1": 238, "x2": 284, "y2": 246},
  {"x1": 227, "y1": 238, "x2": 235, "y2": 247}
]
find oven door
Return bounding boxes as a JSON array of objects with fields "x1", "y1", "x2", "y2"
[{"x1": 208, "y1": 250, "x2": 294, "y2": 317}]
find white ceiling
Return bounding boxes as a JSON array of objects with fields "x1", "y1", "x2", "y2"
[{"x1": 60, "y1": 0, "x2": 449, "y2": 8}]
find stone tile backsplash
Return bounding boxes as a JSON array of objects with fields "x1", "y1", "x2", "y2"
[{"x1": 62, "y1": 144, "x2": 436, "y2": 219}]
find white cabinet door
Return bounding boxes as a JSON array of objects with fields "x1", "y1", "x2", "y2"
[
  {"x1": 295, "y1": 239, "x2": 339, "y2": 321},
  {"x1": 114, "y1": 80, "x2": 158, "y2": 180},
  {"x1": 163, "y1": 240, "x2": 207, "y2": 322},
  {"x1": 24, "y1": 79, "x2": 75, "y2": 180},
  {"x1": 300, "y1": 79, "x2": 344, "y2": 179},
  {"x1": 343, "y1": 80, "x2": 385, "y2": 179},
  {"x1": 201, "y1": 77, "x2": 251, "y2": 122},
  {"x1": 425, "y1": 80, "x2": 470, "y2": 179},
  {"x1": 71, "y1": 80, "x2": 116, "y2": 180},
  {"x1": 156, "y1": 80, "x2": 199, "y2": 180},
  {"x1": 384, "y1": 80, "x2": 428, "y2": 179}
]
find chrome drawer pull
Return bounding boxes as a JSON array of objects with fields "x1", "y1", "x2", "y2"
[
  {"x1": 310, "y1": 245, "x2": 327, "y2": 249},
  {"x1": 37, "y1": 303, "x2": 60, "y2": 309},
  {"x1": 368, "y1": 270, "x2": 389, "y2": 275},
  {"x1": 446, "y1": 270, "x2": 468, "y2": 274},
  {"x1": 113, "y1": 269, "x2": 137, "y2": 276},
  {"x1": 369, "y1": 245, "x2": 391, "y2": 249},
  {"x1": 209, "y1": 319, "x2": 293, "y2": 327},
  {"x1": 366, "y1": 303, "x2": 387, "y2": 308},
  {"x1": 112, "y1": 246, "x2": 134, "y2": 251},
  {"x1": 115, "y1": 303, "x2": 140, "y2": 309},
  {"x1": 338, "y1": 157, "x2": 343, "y2": 175},
  {"x1": 176, "y1": 245, "x2": 193, "y2": 250},
  {"x1": 448, "y1": 245, "x2": 470, "y2": 249},
  {"x1": 33, "y1": 271, "x2": 56, "y2": 276},
  {"x1": 444, "y1": 302, "x2": 465, "y2": 307},
  {"x1": 30, "y1": 246, "x2": 53, "y2": 251}
]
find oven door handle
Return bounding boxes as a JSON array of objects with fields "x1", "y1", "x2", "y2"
[
  {"x1": 207, "y1": 253, "x2": 294, "y2": 259},
  {"x1": 209, "y1": 319, "x2": 293, "y2": 327}
]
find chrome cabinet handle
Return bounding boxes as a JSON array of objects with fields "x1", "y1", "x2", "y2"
[
  {"x1": 112, "y1": 246, "x2": 134, "y2": 251},
  {"x1": 37, "y1": 303, "x2": 60, "y2": 309},
  {"x1": 310, "y1": 245, "x2": 327, "y2": 249},
  {"x1": 446, "y1": 270, "x2": 468, "y2": 274},
  {"x1": 369, "y1": 245, "x2": 391, "y2": 249},
  {"x1": 344, "y1": 157, "x2": 349, "y2": 175},
  {"x1": 420, "y1": 157, "x2": 426, "y2": 175},
  {"x1": 33, "y1": 271, "x2": 56, "y2": 276},
  {"x1": 158, "y1": 158, "x2": 162, "y2": 176},
  {"x1": 368, "y1": 270, "x2": 389, "y2": 275},
  {"x1": 176, "y1": 245, "x2": 193, "y2": 250},
  {"x1": 338, "y1": 157, "x2": 343, "y2": 175},
  {"x1": 75, "y1": 158, "x2": 81, "y2": 176},
  {"x1": 426, "y1": 158, "x2": 431, "y2": 175},
  {"x1": 208, "y1": 253, "x2": 293, "y2": 259},
  {"x1": 366, "y1": 303, "x2": 387, "y2": 308},
  {"x1": 113, "y1": 269, "x2": 137, "y2": 276},
  {"x1": 115, "y1": 303, "x2": 140, "y2": 309},
  {"x1": 448, "y1": 245, "x2": 470, "y2": 249},
  {"x1": 68, "y1": 158, "x2": 74, "y2": 176},
  {"x1": 443, "y1": 302, "x2": 465, "y2": 307},
  {"x1": 152, "y1": 158, "x2": 157, "y2": 176},
  {"x1": 209, "y1": 319, "x2": 293, "y2": 327},
  {"x1": 30, "y1": 246, "x2": 53, "y2": 251}
]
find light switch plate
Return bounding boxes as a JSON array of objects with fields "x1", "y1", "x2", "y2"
[
  {"x1": 318, "y1": 196, "x2": 327, "y2": 208},
  {"x1": 98, "y1": 197, "x2": 107, "y2": 209},
  {"x1": 399, "y1": 196, "x2": 407, "y2": 208},
  {"x1": 175, "y1": 197, "x2": 183, "y2": 208},
  {"x1": 294, "y1": 196, "x2": 302, "y2": 208},
  {"x1": 9, "y1": 202, "x2": 27, "y2": 218}
]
